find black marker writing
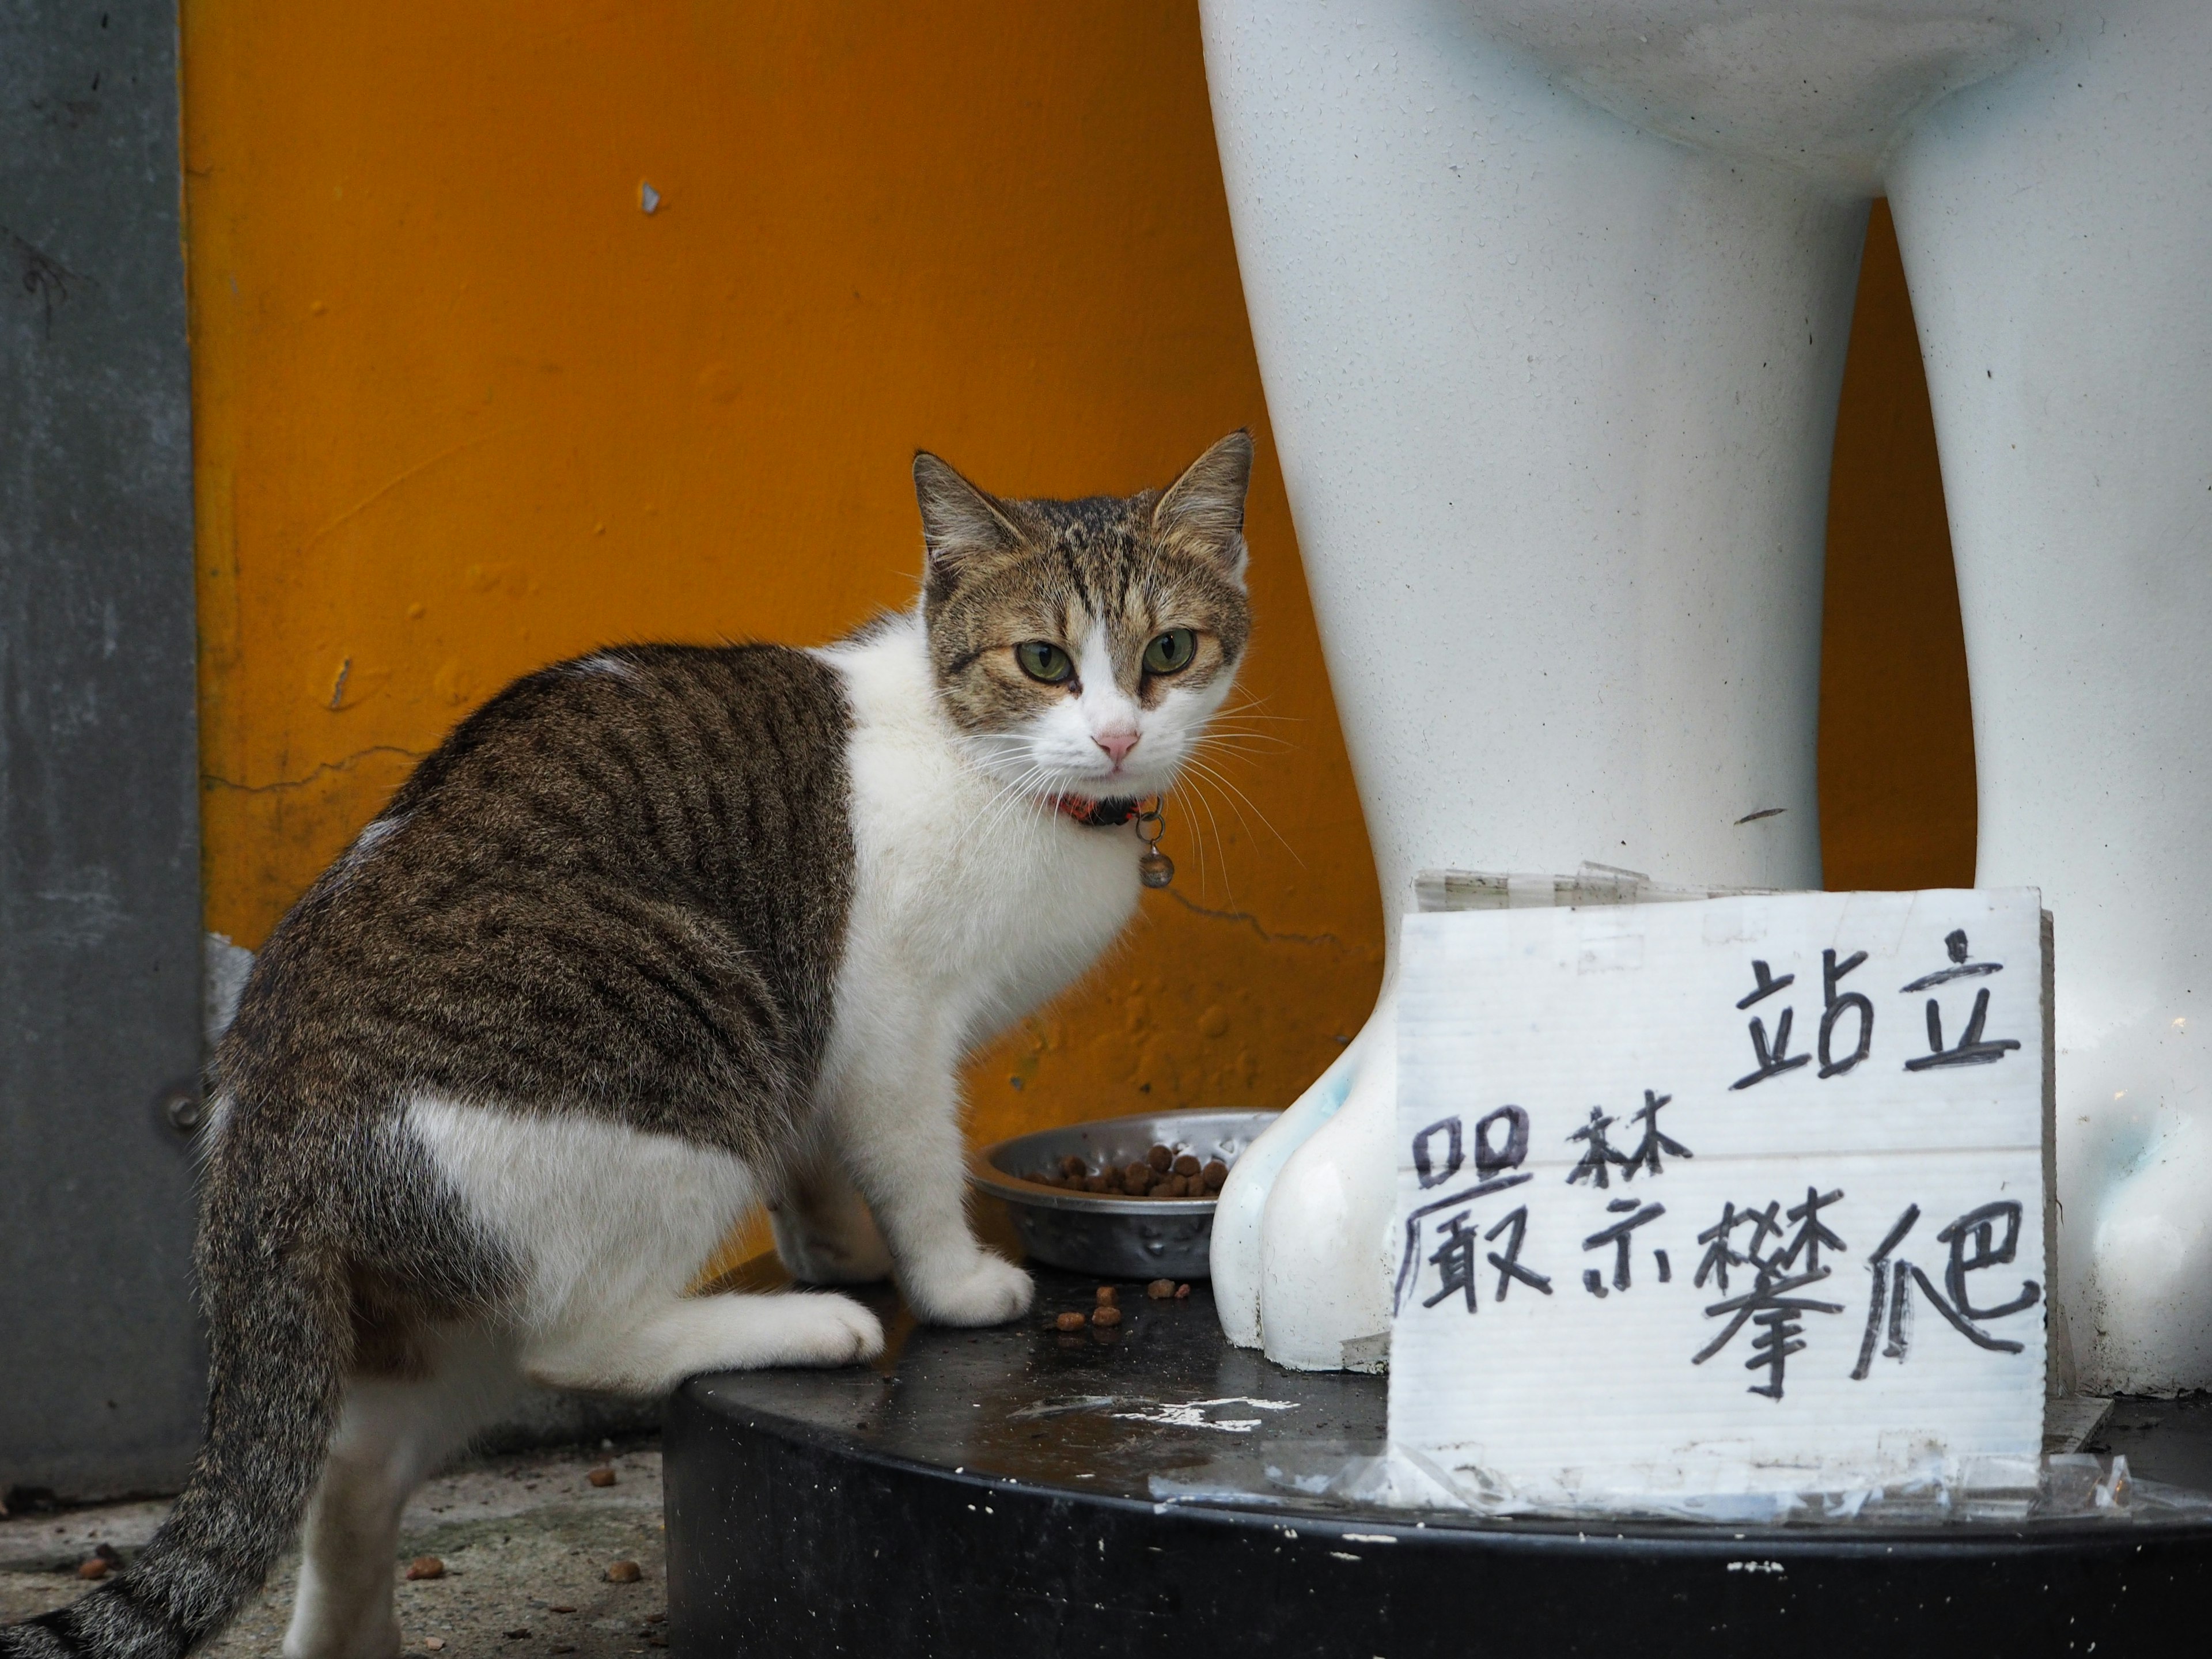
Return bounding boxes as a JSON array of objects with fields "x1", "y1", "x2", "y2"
[
  {"x1": 1566, "y1": 1105, "x2": 1628, "y2": 1189},
  {"x1": 1817, "y1": 949, "x2": 1873, "y2": 1077},
  {"x1": 1620, "y1": 1089, "x2": 1692, "y2": 1180},
  {"x1": 1485, "y1": 1205, "x2": 1552, "y2": 1302},
  {"x1": 1851, "y1": 1199, "x2": 2041, "y2": 1376},
  {"x1": 1582, "y1": 1198, "x2": 1665, "y2": 1296},
  {"x1": 1902, "y1": 930, "x2": 2020, "y2": 1071},
  {"x1": 1732, "y1": 959, "x2": 1810, "y2": 1090},
  {"x1": 1691, "y1": 1191, "x2": 1850, "y2": 1401}
]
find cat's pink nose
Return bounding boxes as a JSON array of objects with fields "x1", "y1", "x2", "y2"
[{"x1": 1094, "y1": 730, "x2": 1139, "y2": 766}]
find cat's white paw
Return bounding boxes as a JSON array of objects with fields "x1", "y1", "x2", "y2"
[
  {"x1": 281, "y1": 1606, "x2": 400, "y2": 1659},
  {"x1": 753, "y1": 1290, "x2": 885, "y2": 1368},
  {"x1": 525, "y1": 1291, "x2": 884, "y2": 1390},
  {"x1": 900, "y1": 1251, "x2": 1035, "y2": 1326}
]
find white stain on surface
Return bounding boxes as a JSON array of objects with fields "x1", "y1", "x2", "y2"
[
  {"x1": 1006, "y1": 1396, "x2": 1124, "y2": 1422},
  {"x1": 1110, "y1": 1397, "x2": 1299, "y2": 1434}
]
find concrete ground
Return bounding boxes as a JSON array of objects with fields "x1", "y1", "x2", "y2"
[{"x1": 0, "y1": 1437, "x2": 669, "y2": 1657}]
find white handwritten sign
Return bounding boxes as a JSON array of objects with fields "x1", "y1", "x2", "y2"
[{"x1": 1388, "y1": 888, "x2": 2050, "y2": 1506}]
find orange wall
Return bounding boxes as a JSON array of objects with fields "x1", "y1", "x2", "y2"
[
  {"x1": 181, "y1": 5, "x2": 1972, "y2": 1249},
  {"x1": 1819, "y1": 201, "x2": 1976, "y2": 892},
  {"x1": 180, "y1": 1, "x2": 1385, "y2": 1188}
]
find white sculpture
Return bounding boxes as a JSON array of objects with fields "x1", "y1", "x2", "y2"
[{"x1": 1202, "y1": 0, "x2": 2212, "y2": 1395}]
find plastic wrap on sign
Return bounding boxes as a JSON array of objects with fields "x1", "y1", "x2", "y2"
[{"x1": 1388, "y1": 888, "x2": 2055, "y2": 1512}]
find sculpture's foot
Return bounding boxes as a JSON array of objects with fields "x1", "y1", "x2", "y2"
[
  {"x1": 2062, "y1": 1010, "x2": 2212, "y2": 1395},
  {"x1": 1259, "y1": 1003, "x2": 1399, "y2": 1372},
  {"x1": 1209, "y1": 1005, "x2": 1369, "y2": 1348},
  {"x1": 1210, "y1": 984, "x2": 1399, "y2": 1370}
]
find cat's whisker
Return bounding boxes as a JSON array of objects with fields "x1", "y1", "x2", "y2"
[
  {"x1": 1006, "y1": 771, "x2": 1070, "y2": 847},
  {"x1": 953, "y1": 747, "x2": 1037, "y2": 841},
  {"x1": 1193, "y1": 714, "x2": 1294, "y2": 736},
  {"x1": 1156, "y1": 770, "x2": 1215, "y2": 900},
  {"x1": 968, "y1": 760, "x2": 1055, "y2": 850},
  {"x1": 1181, "y1": 746, "x2": 1282, "y2": 791},
  {"x1": 969, "y1": 785, "x2": 1021, "y2": 839},
  {"x1": 1188, "y1": 733, "x2": 1289, "y2": 760},
  {"x1": 1179, "y1": 756, "x2": 1303, "y2": 870},
  {"x1": 1190, "y1": 772, "x2": 1245, "y2": 907},
  {"x1": 1189, "y1": 740, "x2": 1290, "y2": 760},
  {"x1": 1203, "y1": 729, "x2": 1297, "y2": 747},
  {"x1": 965, "y1": 784, "x2": 1022, "y2": 848},
  {"x1": 1175, "y1": 770, "x2": 1244, "y2": 899},
  {"x1": 1169, "y1": 771, "x2": 1233, "y2": 904}
]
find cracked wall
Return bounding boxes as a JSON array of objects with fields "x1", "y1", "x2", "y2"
[{"x1": 181, "y1": 0, "x2": 1388, "y2": 1241}]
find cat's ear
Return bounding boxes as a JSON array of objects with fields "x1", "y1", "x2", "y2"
[
  {"x1": 1152, "y1": 429, "x2": 1253, "y2": 573},
  {"x1": 914, "y1": 452, "x2": 1022, "y2": 594}
]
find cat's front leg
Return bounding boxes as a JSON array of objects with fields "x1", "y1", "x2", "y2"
[
  {"x1": 830, "y1": 1043, "x2": 1033, "y2": 1327},
  {"x1": 524, "y1": 1291, "x2": 884, "y2": 1392},
  {"x1": 770, "y1": 1143, "x2": 893, "y2": 1286}
]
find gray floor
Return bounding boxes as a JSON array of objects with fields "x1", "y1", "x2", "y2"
[{"x1": 0, "y1": 1439, "x2": 670, "y2": 1656}]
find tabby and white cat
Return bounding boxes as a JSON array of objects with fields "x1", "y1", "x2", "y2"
[{"x1": 2, "y1": 433, "x2": 1253, "y2": 1659}]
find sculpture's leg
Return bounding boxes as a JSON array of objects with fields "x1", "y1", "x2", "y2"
[
  {"x1": 1887, "y1": 0, "x2": 2212, "y2": 1394},
  {"x1": 1199, "y1": 0, "x2": 1866, "y2": 1365}
]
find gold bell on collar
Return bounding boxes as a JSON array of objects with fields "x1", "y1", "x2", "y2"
[{"x1": 1135, "y1": 802, "x2": 1173, "y2": 889}]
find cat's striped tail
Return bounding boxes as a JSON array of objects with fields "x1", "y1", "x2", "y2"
[{"x1": 1, "y1": 1193, "x2": 347, "y2": 1659}]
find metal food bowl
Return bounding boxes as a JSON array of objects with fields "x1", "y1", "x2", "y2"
[{"x1": 968, "y1": 1108, "x2": 1279, "y2": 1280}]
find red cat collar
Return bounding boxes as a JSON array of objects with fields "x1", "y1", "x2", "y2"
[{"x1": 1052, "y1": 794, "x2": 1143, "y2": 828}]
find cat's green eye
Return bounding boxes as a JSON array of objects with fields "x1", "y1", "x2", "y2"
[
  {"x1": 1143, "y1": 628, "x2": 1196, "y2": 676},
  {"x1": 1016, "y1": 641, "x2": 1075, "y2": 684}
]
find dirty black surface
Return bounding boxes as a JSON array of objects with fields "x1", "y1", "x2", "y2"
[
  {"x1": 683, "y1": 1266, "x2": 1381, "y2": 1502},
  {"x1": 667, "y1": 1265, "x2": 2212, "y2": 1658},
  {"x1": 2091, "y1": 1391, "x2": 2212, "y2": 1493}
]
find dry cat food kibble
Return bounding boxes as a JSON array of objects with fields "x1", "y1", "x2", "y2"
[
  {"x1": 1027, "y1": 1142, "x2": 1233, "y2": 1198},
  {"x1": 404, "y1": 1556, "x2": 445, "y2": 1581},
  {"x1": 1095, "y1": 1285, "x2": 1119, "y2": 1305},
  {"x1": 1147, "y1": 1278, "x2": 1176, "y2": 1299},
  {"x1": 1090, "y1": 1305, "x2": 1123, "y2": 1327},
  {"x1": 1055, "y1": 1310, "x2": 1088, "y2": 1332},
  {"x1": 605, "y1": 1560, "x2": 643, "y2": 1584},
  {"x1": 586, "y1": 1464, "x2": 617, "y2": 1487}
]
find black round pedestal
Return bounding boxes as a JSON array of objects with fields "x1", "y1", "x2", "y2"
[{"x1": 665, "y1": 1267, "x2": 2212, "y2": 1657}]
